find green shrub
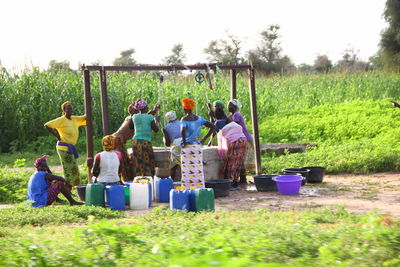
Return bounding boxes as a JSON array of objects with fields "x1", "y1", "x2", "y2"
[
  {"x1": 0, "y1": 204, "x2": 125, "y2": 227},
  {"x1": 0, "y1": 165, "x2": 31, "y2": 203},
  {"x1": 1, "y1": 68, "x2": 399, "y2": 153},
  {"x1": 0, "y1": 207, "x2": 399, "y2": 266},
  {"x1": 261, "y1": 99, "x2": 400, "y2": 173}
]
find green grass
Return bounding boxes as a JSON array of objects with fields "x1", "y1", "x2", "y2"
[
  {"x1": 0, "y1": 207, "x2": 399, "y2": 266},
  {"x1": 261, "y1": 99, "x2": 400, "y2": 174},
  {"x1": 0, "y1": 161, "x2": 90, "y2": 203},
  {"x1": 1, "y1": 68, "x2": 399, "y2": 153},
  {"x1": 0, "y1": 205, "x2": 125, "y2": 228},
  {"x1": 2, "y1": 69, "x2": 400, "y2": 188}
]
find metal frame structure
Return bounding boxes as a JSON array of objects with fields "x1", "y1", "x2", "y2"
[{"x1": 81, "y1": 63, "x2": 262, "y2": 177}]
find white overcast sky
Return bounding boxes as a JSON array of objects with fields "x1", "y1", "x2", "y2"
[{"x1": 0, "y1": 0, "x2": 387, "y2": 71}]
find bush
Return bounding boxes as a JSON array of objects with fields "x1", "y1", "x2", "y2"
[
  {"x1": 0, "y1": 207, "x2": 399, "y2": 266},
  {"x1": 0, "y1": 205, "x2": 125, "y2": 227},
  {"x1": 261, "y1": 99, "x2": 400, "y2": 173}
]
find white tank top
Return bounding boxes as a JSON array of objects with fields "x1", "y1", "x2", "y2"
[{"x1": 97, "y1": 151, "x2": 120, "y2": 183}]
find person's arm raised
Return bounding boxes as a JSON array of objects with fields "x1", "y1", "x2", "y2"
[{"x1": 201, "y1": 121, "x2": 215, "y2": 145}]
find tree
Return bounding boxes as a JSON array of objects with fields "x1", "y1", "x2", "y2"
[
  {"x1": 313, "y1": 55, "x2": 332, "y2": 73},
  {"x1": 336, "y1": 47, "x2": 369, "y2": 72},
  {"x1": 368, "y1": 52, "x2": 384, "y2": 70},
  {"x1": 379, "y1": 0, "x2": 400, "y2": 69},
  {"x1": 113, "y1": 48, "x2": 137, "y2": 66},
  {"x1": 247, "y1": 24, "x2": 293, "y2": 74},
  {"x1": 297, "y1": 63, "x2": 313, "y2": 73},
  {"x1": 203, "y1": 33, "x2": 244, "y2": 64},
  {"x1": 48, "y1": 60, "x2": 72, "y2": 72},
  {"x1": 257, "y1": 25, "x2": 282, "y2": 64},
  {"x1": 163, "y1": 43, "x2": 186, "y2": 64}
]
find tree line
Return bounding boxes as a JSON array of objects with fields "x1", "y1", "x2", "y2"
[{"x1": 46, "y1": 1, "x2": 400, "y2": 75}]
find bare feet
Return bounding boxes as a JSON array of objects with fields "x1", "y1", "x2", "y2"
[{"x1": 70, "y1": 201, "x2": 84, "y2": 206}]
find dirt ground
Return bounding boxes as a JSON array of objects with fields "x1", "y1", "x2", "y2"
[
  {"x1": 212, "y1": 172, "x2": 400, "y2": 216},
  {"x1": 2, "y1": 172, "x2": 400, "y2": 217},
  {"x1": 122, "y1": 172, "x2": 400, "y2": 217}
]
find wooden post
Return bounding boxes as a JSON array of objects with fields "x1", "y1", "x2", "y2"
[
  {"x1": 99, "y1": 69, "x2": 111, "y2": 135},
  {"x1": 248, "y1": 67, "x2": 262, "y2": 174},
  {"x1": 230, "y1": 69, "x2": 237, "y2": 99},
  {"x1": 83, "y1": 68, "x2": 94, "y2": 183}
]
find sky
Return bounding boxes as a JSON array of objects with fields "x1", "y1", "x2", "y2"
[{"x1": 0, "y1": 0, "x2": 388, "y2": 72}]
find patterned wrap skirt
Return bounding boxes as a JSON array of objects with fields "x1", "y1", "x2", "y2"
[
  {"x1": 57, "y1": 149, "x2": 80, "y2": 186},
  {"x1": 181, "y1": 144, "x2": 205, "y2": 189},
  {"x1": 244, "y1": 140, "x2": 255, "y2": 171},
  {"x1": 131, "y1": 139, "x2": 156, "y2": 177},
  {"x1": 219, "y1": 137, "x2": 247, "y2": 181},
  {"x1": 46, "y1": 181, "x2": 64, "y2": 205},
  {"x1": 169, "y1": 138, "x2": 182, "y2": 168},
  {"x1": 114, "y1": 136, "x2": 134, "y2": 182}
]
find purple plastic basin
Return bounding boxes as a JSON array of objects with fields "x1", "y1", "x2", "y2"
[{"x1": 273, "y1": 175, "x2": 303, "y2": 195}]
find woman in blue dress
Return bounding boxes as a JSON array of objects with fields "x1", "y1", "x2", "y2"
[{"x1": 180, "y1": 97, "x2": 215, "y2": 189}]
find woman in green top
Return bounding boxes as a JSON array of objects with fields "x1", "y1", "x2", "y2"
[{"x1": 129, "y1": 99, "x2": 160, "y2": 177}]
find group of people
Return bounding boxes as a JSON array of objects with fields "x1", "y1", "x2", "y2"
[{"x1": 27, "y1": 97, "x2": 253, "y2": 207}]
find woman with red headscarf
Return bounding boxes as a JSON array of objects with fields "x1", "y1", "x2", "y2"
[
  {"x1": 129, "y1": 98, "x2": 160, "y2": 177},
  {"x1": 111, "y1": 102, "x2": 160, "y2": 181},
  {"x1": 180, "y1": 97, "x2": 215, "y2": 189}
]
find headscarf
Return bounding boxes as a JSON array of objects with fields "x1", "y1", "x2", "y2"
[
  {"x1": 213, "y1": 100, "x2": 225, "y2": 110},
  {"x1": 228, "y1": 99, "x2": 242, "y2": 110},
  {"x1": 127, "y1": 102, "x2": 136, "y2": 114},
  {"x1": 61, "y1": 101, "x2": 72, "y2": 114},
  {"x1": 181, "y1": 97, "x2": 195, "y2": 110},
  {"x1": 165, "y1": 111, "x2": 177, "y2": 123},
  {"x1": 102, "y1": 135, "x2": 115, "y2": 151},
  {"x1": 133, "y1": 98, "x2": 148, "y2": 110},
  {"x1": 34, "y1": 155, "x2": 49, "y2": 169}
]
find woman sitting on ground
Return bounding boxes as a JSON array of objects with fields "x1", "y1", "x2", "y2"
[
  {"x1": 162, "y1": 110, "x2": 182, "y2": 180},
  {"x1": 91, "y1": 135, "x2": 123, "y2": 185},
  {"x1": 181, "y1": 97, "x2": 215, "y2": 189},
  {"x1": 129, "y1": 98, "x2": 160, "y2": 177},
  {"x1": 27, "y1": 155, "x2": 83, "y2": 207}
]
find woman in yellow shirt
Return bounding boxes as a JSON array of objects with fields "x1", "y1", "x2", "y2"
[{"x1": 44, "y1": 101, "x2": 86, "y2": 186}]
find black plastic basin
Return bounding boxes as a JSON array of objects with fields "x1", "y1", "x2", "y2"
[
  {"x1": 253, "y1": 174, "x2": 278, "y2": 192},
  {"x1": 301, "y1": 166, "x2": 325, "y2": 183},
  {"x1": 76, "y1": 185, "x2": 86, "y2": 202},
  {"x1": 283, "y1": 168, "x2": 310, "y2": 185},
  {"x1": 205, "y1": 179, "x2": 231, "y2": 197}
]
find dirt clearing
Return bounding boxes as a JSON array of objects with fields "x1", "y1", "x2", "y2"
[
  {"x1": 3, "y1": 172, "x2": 400, "y2": 217},
  {"x1": 213, "y1": 172, "x2": 400, "y2": 216}
]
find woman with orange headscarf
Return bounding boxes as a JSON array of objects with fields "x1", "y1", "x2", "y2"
[
  {"x1": 91, "y1": 135, "x2": 123, "y2": 185},
  {"x1": 44, "y1": 101, "x2": 86, "y2": 186},
  {"x1": 180, "y1": 97, "x2": 215, "y2": 189}
]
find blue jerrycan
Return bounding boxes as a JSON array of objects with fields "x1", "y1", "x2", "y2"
[
  {"x1": 157, "y1": 178, "x2": 174, "y2": 202},
  {"x1": 105, "y1": 185, "x2": 125, "y2": 210},
  {"x1": 170, "y1": 189, "x2": 189, "y2": 211}
]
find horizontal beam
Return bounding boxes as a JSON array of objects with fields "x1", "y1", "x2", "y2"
[{"x1": 81, "y1": 63, "x2": 252, "y2": 72}]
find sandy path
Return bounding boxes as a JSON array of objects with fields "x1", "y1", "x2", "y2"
[{"x1": 2, "y1": 172, "x2": 400, "y2": 217}]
